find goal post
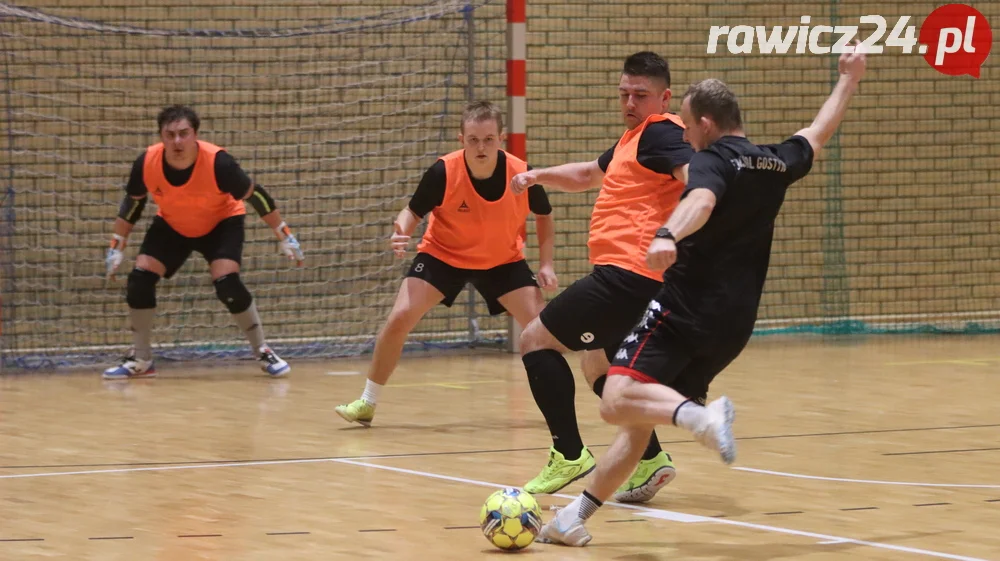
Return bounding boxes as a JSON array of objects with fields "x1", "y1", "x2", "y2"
[{"x1": 0, "y1": 1, "x2": 512, "y2": 369}]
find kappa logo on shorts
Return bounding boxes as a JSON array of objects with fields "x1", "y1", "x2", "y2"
[
  {"x1": 458, "y1": 200, "x2": 471, "y2": 212},
  {"x1": 580, "y1": 332, "x2": 595, "y2": 343},
  {"x1": 624, "y1": 333, "x2": 639, "y2": 344},
  {"x1": 614, "y1": 348, "x2": 628, "y2": 361}
]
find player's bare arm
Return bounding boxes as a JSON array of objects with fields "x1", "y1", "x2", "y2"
[
  {"x1": 390, "y1": 205, "x2": 421, "y2": 258},
  {"x1": 671, "y1": 163, "x2": 689, "y2": 186},
  {"x1": 510, "y1": 159, "x2": 604, "y2": 195},
  {"x1": 533, "y1": 212, "x2": 558, "y2": 290},
  {"x1": 645, "y1": 188, "x2": 717, "y2": 271},
  {"x1": 794, "y1": 42, "x2": 867, "y2": 156}
]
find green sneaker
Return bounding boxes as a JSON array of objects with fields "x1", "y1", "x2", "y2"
[
  {"x1": 524, "y1": 446, "x2": 596, "y2": 494},
  {"x1": 334, "y1": 399, "x2": 375, "y2": 427},
  {"x1": 613, "y1": 451, "x2": 676, "y2": 503}
]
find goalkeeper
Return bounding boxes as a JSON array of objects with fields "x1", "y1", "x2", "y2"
[{"x1": 103, "y1": 104, "x2": 303, "y2": 380}]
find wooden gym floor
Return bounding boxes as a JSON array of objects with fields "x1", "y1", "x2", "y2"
[{"x1": 1, "y1": 334, "x2": 999, "y2": 560}]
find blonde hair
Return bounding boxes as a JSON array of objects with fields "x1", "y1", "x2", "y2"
[
  {"x1": 461, "y1": 100, "x2": 504, "y2": 133},
  {"x1": 683, "y1": 78, "x2": 742, "y2": 130}
]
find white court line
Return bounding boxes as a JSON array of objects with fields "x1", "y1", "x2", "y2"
[
  {"x1": 735, "y1": 467, "x2": 1000, "y2": 489},
  {"x1": 0, "y1": 458, "x2": 338, "y2": 480},
  {"x1": 0, "y1": 457, "x2": 991, "y2": 560},
  {"x1": 332, "y1": 458, "x2": 990, "y2": 561}
]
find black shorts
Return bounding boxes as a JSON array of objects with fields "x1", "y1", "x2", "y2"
[
  {"x1": 539, "y1": 264, "x2": 662, "y2": 360},
  {"x1": 406, "y1": 252, "x2": 538, "y2": 316},
  {"x1": 607, "y1": 293, "x2": 753, "y2": 403},
  {"x1": 138, "y1": 215, "x2": 245, "y2": 279}
]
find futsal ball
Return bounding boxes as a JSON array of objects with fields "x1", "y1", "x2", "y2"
[{"x1": 479, "y1": 487, "x2": 543, "y2": 551}]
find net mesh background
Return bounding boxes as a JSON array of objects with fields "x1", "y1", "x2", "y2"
[{"x1": 1, "y1": 0, "x2": 998, "y2": 368}]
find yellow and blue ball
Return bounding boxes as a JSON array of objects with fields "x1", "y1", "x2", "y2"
[{"x1": 479, "y1": 487, "x2": 543, "y2": 551}]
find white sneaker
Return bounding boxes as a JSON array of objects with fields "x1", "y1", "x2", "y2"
[
  {"x1": 102, "y1": 353, "x2": 156, "y2": 380},
  {"x1": 258, "y1": 346, "x2": 290, "y2": 377},
  {"x1": 536, "y1": 507, "x2": 592, "y2": 547},
  {"x1": 693, "y1": 396, "x2": 736, "y2": 464}
]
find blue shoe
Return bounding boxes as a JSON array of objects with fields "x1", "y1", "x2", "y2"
[
  {"x1": 102, "y1": 353, "x2": 156, "y2": 380},
  {"x1": 258, "y1": 346, "x2": 290, "y2": 377}
]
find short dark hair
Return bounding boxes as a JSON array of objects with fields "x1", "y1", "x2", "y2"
[
  {"x1": 683, "y1": 79, "x2": 742, "y2": 130},
  {"x1": 461, "y1": 100, "x2": 503, "y2": 134},
  {"x1": 157, "y1": 104, "x2": 200, "y2": 132},
  {"x1": 622, "y1": 51, "x2": 670, "y2": 87}
]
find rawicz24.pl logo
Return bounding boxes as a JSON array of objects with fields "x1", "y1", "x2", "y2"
[{"x1": 706, "y1": 3, "x2": 992, "y2": 77}]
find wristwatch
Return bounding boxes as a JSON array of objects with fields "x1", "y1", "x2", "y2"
[{"x1": 654, "y1": 227, "x2": 676, "y2": 242}]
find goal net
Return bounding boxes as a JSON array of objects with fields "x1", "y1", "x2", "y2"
[{"x1": 0, "y1": 1, "x2": 510, "y2": 369}]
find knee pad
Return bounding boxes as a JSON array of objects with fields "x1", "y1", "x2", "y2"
[
  {"x1": 213, "y1": 273, "x2": 253, "y2": 314},
  {"x1": 126, "y1": 268, "x2": 160, "y2": 309}
]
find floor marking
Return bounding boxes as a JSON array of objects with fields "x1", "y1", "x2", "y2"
[
  {"x1": 389, "y1": 380, "x2": 504, "y2": 389},
  {"x1": 178, "y1": 534, "x2": 222, "y2": 538},
  {"x1": 0, "y1": 455, "x2": 987, "y2": 560},
  {"x1": 841, "y1": 507, "x2": 879, "y2": 511},
  {"x1": 914, "y1": 503, "x2": 951, "y2": 507},
  {"x1": 332, "y1": 459, "x2": 989, "y2": 561},
  {"x1": 444, "y1": 526, "x2": 480, "y2": 530},
  {"x1": 5, "y1": 422, "x2": 998, "y2": 472},
  {"x1": 764, "y1": 511, "x2": 803, "y2": 515},
  {"x1": 819, "y1": 539, "x2": 852, "y2": 545},
  {"x1": 735, "y1": 467, "x2": 1000, "y2": 489},
  {"x1": 0, "y1": 539, "x2": 44, "y2": 542},
  {"x1": 885, "y1": 447, "x2": 1000, "y2": 456},
  {"x1": 357, "y1": 529, "x2": 396, "y2": 533},
  {"x1": 325, "y1": 371, "x2": 361, "y2": 376},
  {"x1": 4, "y1": 453, "x2": 998, "y2": 498},
  {"x1": 0, "y1": 457, "x2": 340, "y2": 480},
  {"x1": 885, "y1": 358, "x2": 1000, "y2": 366}
]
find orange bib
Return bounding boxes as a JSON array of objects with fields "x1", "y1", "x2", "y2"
[
  {"x1": 588, "y1": 113, "x2": 687, "y2": 281},
  {"x1": 143, "y1": 141, "x2": 246, "y2": 238},
  {"x1": 417, "y1": 150, "x2": 530, "y2": 270}
]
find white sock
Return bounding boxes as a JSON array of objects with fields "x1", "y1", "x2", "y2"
[
  {"x1": 559, "y1": 491, "x2": 601, "y2": 523},
  {"x1": 361, "y1": 379, "x2": 383, "y2": 405},
  {"x1": 673, "y1": 400, "x2": 708, "y2": 433},
  {"x1": 576, "y1": 491, "x2": 602, "y2": 520}
]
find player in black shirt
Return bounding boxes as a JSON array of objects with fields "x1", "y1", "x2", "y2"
[
  {"x1": 538, "y1": 46, "x2": 868, "y2": 547},
  {"x1": 407, "y1": 156, "x2": 552, "y2": 220}
]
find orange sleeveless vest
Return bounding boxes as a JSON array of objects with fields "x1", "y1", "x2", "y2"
[
  {"x1": 588, "y1": 113, "x2": 687, "y2": 281},
  {"x1": 417, "y1": 150, "x2": 531, "y2": 270},
  {"x1": 143, "y1": 141, "x2": 246, "y2": 238}
]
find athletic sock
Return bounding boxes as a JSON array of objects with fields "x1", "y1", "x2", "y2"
[
  {"x1": 129, "y1": 307, "x2": 155, "y2": 361},
  {"x1": 233, "y1": 301, "x2": 266, "y2": 351},
  {"x1": 563, "y1": 490, "x2": 602, "y2": 521},
  {"x1": 361, "y1": 379, "x2": 383, "y2": 406},
  {"x1": 673, "y1": 399, "x2": 707, "y2": 432},
  {"x1": 523, "y1": 349, "x2": 584, "y2": 460}
]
